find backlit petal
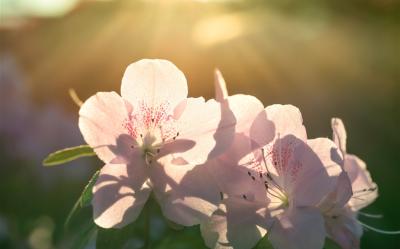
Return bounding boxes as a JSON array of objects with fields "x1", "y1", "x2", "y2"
[
  {"x1": 265, "y1": 104, "x2": 307, "y2": 141},
  {"x1": 79, "y1": 92, "x2": 130, "y2": 163},
  {"x1": 345, "y1": 154, "x2": 378, "y2": 210},
  {"x1": 121, "y1": 59, "x2": 187, "y2": 110},
  {"x1": 214, "y1": 69, "x2": 228, "y2": 102},
  {"x1": 92, "y1": 162, "x2": 150, "y2": 228},
  {"x1": 331, "y1": 118, "x2": 347, "y2": 155}
]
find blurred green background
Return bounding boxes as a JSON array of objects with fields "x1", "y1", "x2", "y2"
[{"x1": 1, "y1": 0, "x2": 399, "y2": 248}]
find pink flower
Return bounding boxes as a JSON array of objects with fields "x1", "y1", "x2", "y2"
[
  {"x1": 320, "y1": 118, "x2": 378, "y2": 249},
  {"x1": 201, "y1": 72, "x2": 343, "y2": 249},
  {"x1": 79, "y1": 59, "x2": 259, "y2": 228},
  {"x1": 331, "y1": 118, "x2": 378, "y2": 212}
]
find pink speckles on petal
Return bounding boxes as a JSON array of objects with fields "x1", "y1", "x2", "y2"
[
  {"x1": 290, "y1": 161, "x2": 303, "y2": 183},
  {"x1": 262, "y1": 136, "x2": 302, "y2": 185},
  {"x1": 122, "y1": 100, "x2": 178, "y2": 143}
]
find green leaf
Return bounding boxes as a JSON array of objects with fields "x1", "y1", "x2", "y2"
[
  {"x1": 70, "y1": 221, "x2": 97, "y2": 249},
  {"x1": 43, "y1": 145, "x2": 96, "y2": 166},
  {"x1": 65, "y1": 170, "x2": 100, "y2": 228},
  {"x1": 253, "y1": 234, "x2": 274, "y2": 249},
  {"x1": 80, "y1": 170, "x2": 100, "y2": 207}
]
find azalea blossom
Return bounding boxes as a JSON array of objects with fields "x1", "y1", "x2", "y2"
[
  {"x1": 201, "y1": 72, "x2": 343, "y2": 249},
  {"x1": 79, "y1": 59, "x2": 261, "y2": 228},
  {"x1": 319, "y1": 118, "x2": 379, "y2": 249}
]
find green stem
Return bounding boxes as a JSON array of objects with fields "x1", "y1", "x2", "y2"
[{"x1": 143, "y1": 203, "x2": 151, "y2": 249}]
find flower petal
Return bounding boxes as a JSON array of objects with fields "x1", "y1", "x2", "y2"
[
  {"x1": 79, "y1": 92, "x2": 130, "y2": 163},
  {"x1": 319, "y1": 171, "x2": 353, "y2": 212},
  {"x1": 207, "y1": 134, "x2": 269, "y2": 202},
  {"x1": 214, "y1": 69, "x2": 228, "y2": 102},
  {"x1": 149, "y1": 156, "x2": 221, "y2": 226},
  {"x1": 92, "y1": 162, "x2": 150, "y2": 228},
  {"x1": 201, "y1": 197, "x2": 270, "y2": 249},
  {"x1": 121, "y1": 59, "x2": 187, "y2": 110},
  {"x1": 325, "y1": 208, "x2": 362, "y2": 249},
  {"x1": 166, "y1": 96, "x2": 238, "y2": 165},
  {"x1": 201, "y1": 208, "x2": 231, "y2": 249},
  {"x1": 269, "y1": 207, "x2": 326, "y2": 249},
  {"x1": 291, "y1": 138, "x2": 342, "y2": 207},
  {"x1": 345, "y1": 154, "x2": 378, "y2": 210},
  {"x1": 265, "y1": 104, "x2": 307, "y2": 141},
  {"x1": 228, "y1": 94, "x2": 267, "y2": 136},
  {"x1": 331, "y1": 118, "x2": 347, "y2": 155}
]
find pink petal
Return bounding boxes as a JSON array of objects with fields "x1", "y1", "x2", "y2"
[
  {"x1": 329, "y1": 225, "x2": 361, "y2": 249},
  {"x1": 121, "y1": 59, "x2": 187, "y2": 110},
  {"x1": 269, "y1": 207, "x2": 326, "y2": 249},
  {"x1": 214, "y1": 69, "x2": 228, "y2": 102},
  {"x1": 79, "y1": 92, "x2": 130, "y2": 163},
  {"x1": 325, "y1": 208, "x2": 362, "y2": 249},
  {"x1": 291, "y1": 138, "x2": 342, "y2": 207},
  {"x1": 163, "y1": 97, "x2": 228, "y2": 165},
  {"x1": 207, "y1": 134, "x2": 268, "y2": 202},
  {"x1": 201, "y1": 208, "x2": 231, "y2": 249},
  {"x1": 248, "y1": 108, "x2": 275, "y2": 150},
  {"x1": 92, "y1": 163, "x2": 151, "y2": 228},
  {"x1": 149, "y1": 156, "x2": 220, "y2": 226},
  {"x1": 344, "y1": 154, "x2": 378, "y2": 210},
  {"x1": 169, "y1": 95, "x2": 263, "y2": 165},
  {"x1": 201, "y1": 197, "x2": 270, "y2": 249},
  {"x1": 331, "y1": 118, "x2": 347, "y2": 155},
  {"x1": 319, "y1": 171, "x2": 353, "y2": 212},
  {"x1": 334, "y1": 172, "x2": 353, "y2": 208},
  {"x1": 265, "y1": 104, "x2": 307, "y2": 141},
  {"x1": 228, "y1": 94, "x2": 266, "y2": 136}
]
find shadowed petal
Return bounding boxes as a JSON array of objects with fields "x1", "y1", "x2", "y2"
[
  {"x1": 201, "y1": 197, "x2": 270, "y2": 249},
  {"x1": 79, "y1": 92, "x2": 129, "y2": 163},
  {"x1": 169, "y1": 97, "x2": 236, "y2": 164},
  {"x1": 92, "y1": 163, "x2": 150, "y2": 228},
  {"x1": 207, "y1": 134, "x2": 268, "y2": 202},
  {"x1": 319, "y1": 171, "x2": 353, "y2": 212},
  {"x1": 269, "y1": 207, "x2": 325, "y2": 249},
  {"x1": 345, "y1": 154, "x2": 378, "y2": 210},
  {"x1": 171, "y1": 94, "x2": 266, "y2": 164},
  {"x1": 325, "y1": 207, "x2": 362, "y2": 249},
  {"x1": 291, "y1": 138, "x2": 342, "y2": 207},
  {"x1": 150, "y1": 156, "x2": 221, "y2": 226}
]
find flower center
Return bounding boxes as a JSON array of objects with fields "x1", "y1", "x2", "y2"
[
  {"x1": 139, "y1": 133, "x2": 159, "y2": 164},
  {"x1": 279, "y1": 193, "x2": 289, "y2": 208},
  {"x1": 265, "y1": 178, "x2": 290, "y2": 211},
  {"x1": 122, "y1": 101, "x2": 179, "y2": 165}
]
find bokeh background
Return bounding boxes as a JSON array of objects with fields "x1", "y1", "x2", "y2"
[{"x1": 1, "y1": 0, "x2": 399, "y2": 248}]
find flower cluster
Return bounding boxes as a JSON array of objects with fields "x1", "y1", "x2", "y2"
[{"x1": 78, "y1": 59, "x2": 382, "y2": 249}]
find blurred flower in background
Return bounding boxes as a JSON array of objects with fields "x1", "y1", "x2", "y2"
[
  {"x1": 0, "y1": 54, "x2": 92, "y2": 248},
  {"x1": 0, "y1": 54, "x2": 89, "y2": 181}
]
